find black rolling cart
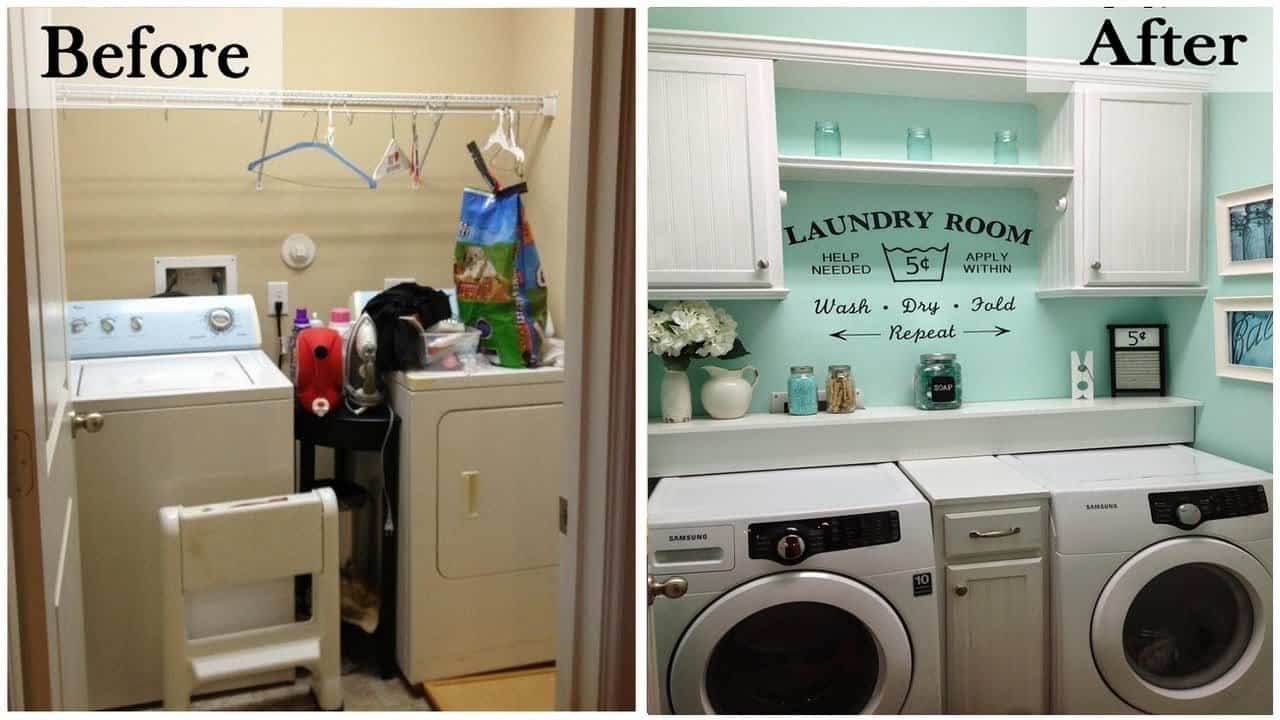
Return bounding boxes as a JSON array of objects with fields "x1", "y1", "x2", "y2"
[{"x1": 295, "y1": 402, "x2": 400, "y2": 679}]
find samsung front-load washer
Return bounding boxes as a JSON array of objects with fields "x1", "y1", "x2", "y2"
[
  {"x1": 1003, "y1": 445, "x2": 1272, "y2": 714},
  {"x1": 648, "y1": 463, "x2": 942, "y2": 714}
]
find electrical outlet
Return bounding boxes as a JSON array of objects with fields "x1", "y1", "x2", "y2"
[
  {"x1": 384, "y1": 277, "x2": 416, "y2": 289},
  {"x1": 266, "y1": 281, "x2": 288, "y2": 313}
]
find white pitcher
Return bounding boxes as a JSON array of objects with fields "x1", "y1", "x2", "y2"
[{"x1": 700, "y1": 365, "x2": 758, "y2": 420}]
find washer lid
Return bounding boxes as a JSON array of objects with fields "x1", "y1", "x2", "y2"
[
  {"x1": 1091, "y1": 537, "x2": 1272, "y2": 714},
  {"x1": 73, "y1": 351, "x2": 291, "y2": 410},
  {"x1": 668, "y1": 570, "x2": 913, "y2": 714}
]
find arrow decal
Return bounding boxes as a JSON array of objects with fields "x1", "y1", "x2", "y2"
[
  {"x1": 963, "y1": 326, "x2": 1011, "y2": 337},
  {"x1": 830, "y1": 329, "x2": 883, "y2": 341}
]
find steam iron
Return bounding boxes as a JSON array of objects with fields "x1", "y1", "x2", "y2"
[{"x1": 344, "y1": 312, "x2": 383, "y2": 411}]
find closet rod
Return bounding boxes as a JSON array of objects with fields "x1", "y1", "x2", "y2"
[{"x1": 55, "y1": 84, "x2": 558, "y2": 117}]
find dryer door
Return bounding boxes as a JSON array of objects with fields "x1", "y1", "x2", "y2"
[
  {"x1": 1092, "y1": 537, "x2": 1271, "y2": 713},
  {"x1": 668, "y1": 571, "x2": 912, "y2": 714}
]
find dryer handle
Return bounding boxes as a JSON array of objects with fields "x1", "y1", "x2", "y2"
[{"x1": 648, "y1": 576, "x2": 687, "y2": 605}]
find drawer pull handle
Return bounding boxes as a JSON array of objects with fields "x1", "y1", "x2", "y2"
[{"x1": 970, "y1": 526, "x2": 1021, "y2": 539}]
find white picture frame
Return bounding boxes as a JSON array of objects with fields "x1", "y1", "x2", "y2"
[
  {"x1": 1213, "y1": 296, "x2": 1273, "y2": 383},
  {"x1": 1216, "y1": 184, "x2": 1273, "y2": 276}
]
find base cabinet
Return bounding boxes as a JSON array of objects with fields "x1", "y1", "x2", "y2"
[{"x1": 944, "y1": 558, "x2": 1046, "y2": 714}]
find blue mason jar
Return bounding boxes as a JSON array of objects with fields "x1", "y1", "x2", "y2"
[
  {"x1": 787, "y1": 365, "x2": 819, "y2": 416},
  {"x1": 814, "y1": 121, "x2": 841, "y2": 157}
]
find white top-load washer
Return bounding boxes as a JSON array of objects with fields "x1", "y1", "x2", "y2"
[
  {"x1": 649, "y1": 464, "x2": 942, "y2": 714},
  {"x1": 68, "y1": 295, "x2": 294, "y2": 709},
  {"x1": 1002, "y1": 445, "x2": 1272, "y2": 714},
  {"x1": 389, "y1": 365, "x2": 564, "y2": 682}
]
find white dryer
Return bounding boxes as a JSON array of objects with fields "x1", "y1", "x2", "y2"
[
  {"x1": 649, "y1": 463, "x2": 942, "y2": 714},
  {"x1": 67, "y1": 294, "x2": 294, "y2": 709},
  {"x1": 1003, "y1": 445, "x2": 1272, "y2": 714},
  {"x1": 389, "y1": 365, "x2": 563, "y2": 682}
]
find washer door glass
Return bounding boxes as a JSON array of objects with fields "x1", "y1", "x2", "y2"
[
  {"x1": 704, "y1": 601, "x2": 879, "y2": 713},
  {"x1": 667, "y1": 571, "x2": 913, "y2": 714},
  {"x1": 1122, "y1": 562, "x2": 1253, "y2": 689},
  {"x1": 1091, "y1": 537, "x2": 1271, "y2": 714}
]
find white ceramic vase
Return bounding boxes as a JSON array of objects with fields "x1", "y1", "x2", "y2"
[
  {"x1": 700, "y1": 365, "x2": 759, "y2": 420},
  {"x1": 661, "y1": 369, "x2": 692, "y2": 423}
]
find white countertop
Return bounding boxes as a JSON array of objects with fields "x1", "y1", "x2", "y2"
[
  {"x1": 649, "y1": 396, "x2": 1201, "y2": 478},
  {"x1": 898, "y1": 455, "x2": 1048, "y2": 506},
  {"x1": 392, "y1": 364, "x2": 563, "y2": 391}
]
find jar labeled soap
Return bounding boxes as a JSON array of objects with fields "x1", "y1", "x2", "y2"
[
  {"x1": 915, "y1": 353, "x2": 962, "y2": 410},
  {"x1": 787, "y1": 365, "x2": 818, "y2": 416}
]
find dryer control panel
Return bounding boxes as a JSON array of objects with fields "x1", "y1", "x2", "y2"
[
  {"x1": 1149, "y1": 484, "x2": 1269, "y2": 530},
  {"x1": 748, "y1": 510, "x2": 900, "y2": 565}
]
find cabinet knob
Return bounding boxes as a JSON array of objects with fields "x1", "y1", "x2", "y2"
[
  {"x1": 756, "y1": 258, "x2": 770, "y2": 270},
  {"x1": 779, "y1": 189, "x2": 788, "y2": 208},
  {"x1": 955, "y1": 585, "x2": 968, "y2": 597},
  {"x1": 1055, "y1": 196, "x2": 1069, "y2": 212},
  {"x1": 1090, "y1": 261, "x2": 1102, "y2": 271}
]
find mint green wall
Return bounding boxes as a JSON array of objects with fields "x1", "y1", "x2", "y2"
[
  {"x1": 649, "y1": 7, "x2": 1027, "y2": 56},
  {"x1": 1159, "y1": 92, "x2": 1273, "y2": 471}
]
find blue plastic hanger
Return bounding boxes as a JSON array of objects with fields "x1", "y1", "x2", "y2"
[{"x1": 247, "y1": 107, "x2": 377, "y2": 189}]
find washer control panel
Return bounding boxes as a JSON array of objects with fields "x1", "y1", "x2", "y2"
[
  {"x1": 1149, "y1": 485, "x2": 1269, "y2": 530},
  {"x1": 68, "y1": 294, "x2": 262, "y2": 359},
  {"x1": 748, "y1": 510, "x2": 900, "y2": 565}
]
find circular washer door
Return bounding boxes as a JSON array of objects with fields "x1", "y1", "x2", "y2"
[
  {"x1": 1092, "y1": 537, "x2": 1271, "y2": 714},
  {"x1": 668, "y1": 570, "x2": 913, "y2": 714}
]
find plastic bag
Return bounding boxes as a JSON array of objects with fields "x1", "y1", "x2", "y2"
[{"x1": 453, "y1": 187, "x2": 548, "y2": 367}]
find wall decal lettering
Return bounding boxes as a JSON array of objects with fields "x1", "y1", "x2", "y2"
[{"x1": 786, "y1": 210, "x2": 1032, "y2": 247}]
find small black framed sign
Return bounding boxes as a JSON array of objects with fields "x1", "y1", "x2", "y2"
[{"x1": 1108, "y1": 324, "x2": 1167, "y2": 396}]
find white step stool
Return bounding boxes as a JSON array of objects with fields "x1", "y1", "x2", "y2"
[{"x1": 159, "y1": 489, "x2": 342, "y2": 710}]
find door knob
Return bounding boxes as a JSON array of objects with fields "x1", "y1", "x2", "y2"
[
  {"x1": 955, "y1": 585, "x2": 968, "y2": 597},
  {"x1": 648, "y1": 576, "x2": 688, "y2": 605},
  {"x1": 70, "y1": 412, "x2": 104, "y2": 438},
  {"x1": 1090, "y1": 261, "x2": 1102, "y2": 271}
]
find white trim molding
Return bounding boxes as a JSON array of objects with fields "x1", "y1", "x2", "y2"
[{"x1": 649, "y1": 30, "x2": 1215, "y2": 97}]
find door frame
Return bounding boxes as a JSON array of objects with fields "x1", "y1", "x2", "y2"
[{"x1": 555, "y1": 7, "x2": 635, "y2": 712}]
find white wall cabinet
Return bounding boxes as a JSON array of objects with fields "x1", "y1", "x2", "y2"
[
  {"x1": 648, "y1": 52, "x2": 786, "y2": 299},
  {"x1": 945, "y1": 557, "x2": 1045, "y2": 714},
  {"x1": 1081, "y1": 87, "x2": 1203, "y2": 286},
  {"x1": 1039, "y1": 85, "x2": 1205, "y2": 296}
]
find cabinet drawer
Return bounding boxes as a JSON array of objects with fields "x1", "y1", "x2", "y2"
[{"x1": 943, "y1": 506, "x2": 1042, "y2": 560}]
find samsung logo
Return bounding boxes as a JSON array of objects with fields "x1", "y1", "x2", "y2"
[
  {"x1": 1085, "y1": 503, "x2": 1119, "y2": 510},
  {"x1": 668, "y1": 533, "x2": 708, "y2": 542}
]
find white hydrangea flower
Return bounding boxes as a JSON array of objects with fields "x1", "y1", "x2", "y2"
[{"x1": 649, "y1": 300, "x2": 741, "y2": 362}]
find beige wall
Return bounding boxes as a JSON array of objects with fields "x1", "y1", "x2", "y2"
[{"x1": 57, "y1": 8, "x2": 574, "y2": 347}]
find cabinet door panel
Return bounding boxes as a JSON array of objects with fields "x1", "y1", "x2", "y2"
[
  {"x1": 945, "y1": 558, "x2": 1046, "y2": 714},
  {"x1": 1082, "y1": 87, "x2": 1202, "y2": 285},
  {"x1": 648, "y1": 53, "x2": 780, "y2": 289}
]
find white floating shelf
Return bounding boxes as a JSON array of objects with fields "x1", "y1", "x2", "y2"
[
  {"x1": 1036, "y1": 286, "x2": 1209, "y2": 299},
  {"x1": 649, "y1": 396, "x2": 1201, "y2": 478},
  {"x1": 779, "y1": 155, "x2": 1074, "y2": 190}
]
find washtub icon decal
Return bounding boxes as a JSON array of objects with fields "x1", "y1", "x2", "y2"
[{"x1": 882, "y1": 243, "x2": 949, "y2": 282}]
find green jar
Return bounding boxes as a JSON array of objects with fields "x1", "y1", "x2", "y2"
[{"x1": 915, "y1": 353, "x2": 961, "y2": 410}]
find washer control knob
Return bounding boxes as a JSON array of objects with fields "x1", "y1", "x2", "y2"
[
  {"x1": 208, "y1": 308, "x2": 233, "y2": 332},
  {"x1": 129, "y1": 316, "x2": 143, "y2": 332},
  {"x1": 99, "y1": 318, "x2": 114, "y2": 333},
  {"x1": 70, "y1": 318, "x2": 88, "y2": 334},
  {"x1": 1176, "y1": 502, "x2": 1203, "y2": 528},
  {"x1": 776, "y1": 532, "x2": 806, "y2": 562}
]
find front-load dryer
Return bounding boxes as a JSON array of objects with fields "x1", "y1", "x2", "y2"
[
  {"x1": 648, "y1": 463, "x2": 942, "y2": 714},
  {"x1": 1003, "y1": 445, "x2": 1271, "y2": 714}
]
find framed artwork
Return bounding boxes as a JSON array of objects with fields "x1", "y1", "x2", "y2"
[
  {"x1": 1214, "y1": 296, "x2": 1273, "y2": 383},
  {"x1": 1216, "y1": 184, "x2": 1273, "y2": 276}
]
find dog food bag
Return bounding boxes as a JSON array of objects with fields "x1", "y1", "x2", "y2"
[{"x1": 453, "y1": 187, "x2": 548, "y2": 368}]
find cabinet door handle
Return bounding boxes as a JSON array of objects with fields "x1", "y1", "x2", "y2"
[
  {"x1": 969, "y1": 526, "x2": 1021, "y2": 539},
  {"x1": 1091, "y1": 261, "x2": 1102, "y2": 271},
  {"x1": 756, "y1": 258, "x2": 770, "y2": 270},
  {"x1": 955, "y1": 585, "x2": 968, "y2": 597}
]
